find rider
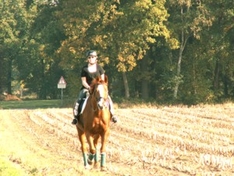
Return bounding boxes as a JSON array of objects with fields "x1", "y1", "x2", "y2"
[{"x1": 71, "y1": 50, "x2": 118, "y2": 125}]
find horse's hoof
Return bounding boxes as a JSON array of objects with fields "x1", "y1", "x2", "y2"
[
  {"x1": 101, "y1": 166, "x2": 107, "y2": 171},
  {"x1": 88, "y1": 159, "x2": 93, "y2": 165},
  {"x1": 94, "y1": 162, "x2": 99, "y2": 168},
  {"x1": 84, "y1": 165, "x2": 91, "y2": 170}
]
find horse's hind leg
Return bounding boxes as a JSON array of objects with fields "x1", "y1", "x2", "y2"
[
  {"x1": 100, "y1": 153, "x2": 107, "y2": 171},
  {"x1": 93, "y1": 135, "x2": 99, "y2": 167}
]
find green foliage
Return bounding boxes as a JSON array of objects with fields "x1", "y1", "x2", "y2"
[
  {"x1": 1, "y1": 0, "x2": 234, "y2": 104},
  {"x1": 0, "y1": 0, "x2": 29, "y2": 93},
  {"x1": 57, "y1": 0, "x2": 171, "y2": 71}
]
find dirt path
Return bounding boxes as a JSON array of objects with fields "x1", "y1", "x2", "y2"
[{"x1": 0, "y1": 105, "x2": 234, "y2": 175}]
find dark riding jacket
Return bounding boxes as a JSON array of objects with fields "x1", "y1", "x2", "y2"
[{"x1": 80, "y1": 64, "x2": 105, "y2": 89}]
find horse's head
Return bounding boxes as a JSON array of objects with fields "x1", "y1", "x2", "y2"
[{"x1": 90, "y1": 76, "x2": 109, "y2": 110}]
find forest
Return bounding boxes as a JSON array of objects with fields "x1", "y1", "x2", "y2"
[{"x1": 1, "y1": 0, "x2": 234, "y2": 105}]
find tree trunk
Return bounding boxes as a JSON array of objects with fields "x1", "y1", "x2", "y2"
[
  {"x1": 122, "y1": 72, "x2": 130, "y2": 98},
  {"x1": 173, "y1": 6, "x2": 190, "y2": 99},
  {"x1": 141, "y1": 55, "x2": 149, "y2": 99},
  {"x1": 141, "y1": 81, "x2": 148, "y2": 99},
  {"x1": 40, "y1": 58, "x2": 46, "y2": 99},
  {"x1": 0, "y1": 57, "x2": 3, "y2": 92},
  {"x1": 7, "y1": 58, "x2": 12, "y2": 94},
  {"x1": 222, "y1": 74, "x2": 228, "y2": 97},
  {"x1": 173, "y1": 46, "x2": 183, "y2": 99},
  {"x1": 213, "y1": 59, "x2": 220, "y2": 91}
]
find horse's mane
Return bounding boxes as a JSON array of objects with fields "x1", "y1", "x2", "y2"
[
  {"x1": 76, "y1": 75, "x2": 111, "y2": 170},
  {"x1": 89, "y1": 75, "x2": 108, "y2": 94}
]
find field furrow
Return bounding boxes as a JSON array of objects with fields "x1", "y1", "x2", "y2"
[{"x1": 1, "y1": 104, "x2": 234, "y2": 176}]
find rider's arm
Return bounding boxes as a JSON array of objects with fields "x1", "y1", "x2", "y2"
[{"x1": 81, "y1": 77, "x2": 90, "y2": 89}]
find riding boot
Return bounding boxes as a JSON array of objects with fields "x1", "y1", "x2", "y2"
[
  {"x1": 108, "y1": 96, "x2": 118, "y2": 123},
  {"x1": 72, "y1": 102, "x2": 79, "y2": 125},
  {"x1": 110, "y1": 109, "x2": 118, "y2": 123},
  {"x1": 111, "y1": 114, "x2": 118, "y2": 123}
]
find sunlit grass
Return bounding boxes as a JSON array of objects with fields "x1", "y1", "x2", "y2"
[
  {"x1": 0, "y1": 99, "x2": 62, "y2": 109},
  {"x1": 0, "y1": 159, "x2": 25, "y2": 176}
]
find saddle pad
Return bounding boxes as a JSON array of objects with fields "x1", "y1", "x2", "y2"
[{"x1": 80, "y1": 96, "x2": 89, "y2": 114}]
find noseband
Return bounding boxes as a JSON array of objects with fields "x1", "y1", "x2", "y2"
[{"x1": 97, "y1": 97, "x2": 109, "y2": 110}]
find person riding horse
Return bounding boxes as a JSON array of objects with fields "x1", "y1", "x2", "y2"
[{"x1": 72, "y1": 50, "x2": 118, "y2": 125}]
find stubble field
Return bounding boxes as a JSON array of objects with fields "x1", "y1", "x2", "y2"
[{"x1": 0, "y1": 103, "x2": 234, "y2": 176}]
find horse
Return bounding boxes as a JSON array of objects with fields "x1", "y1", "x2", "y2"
[{"x1": 76, "y1": 75, "x2": 111, "y2": 171}]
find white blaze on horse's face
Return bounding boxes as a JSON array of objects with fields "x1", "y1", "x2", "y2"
[{"x1": 96, "y1": 84, "x2": 108, "y2": 109}]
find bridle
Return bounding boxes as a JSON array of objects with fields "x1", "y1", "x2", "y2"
[{"x1": 90, "y1": 83, "x2": 109, "y2": 111}]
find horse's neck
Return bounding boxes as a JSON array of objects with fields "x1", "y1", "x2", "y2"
[{"x1": 89, "y1": 96, "x2": 98, "y2": 112}]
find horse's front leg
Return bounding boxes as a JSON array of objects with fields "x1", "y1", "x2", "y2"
[
  {"x1": 93, "y1": 135, "x2": 100, "y2": 166},
  {"x1": 77, "y1": 126, "x2": 88, "y2": 168},
  {"x1": 86, "y1": 132, "x2": 96, "y2": 165},
  {"x1": 100, "y1": 129, "x2": 110, "y2": 171}
]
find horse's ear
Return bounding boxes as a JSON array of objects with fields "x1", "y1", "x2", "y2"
[
  {"x1": 96, "y1": 76, "x2": 102, "y2": 82},
  {"x1": 104, "y1": 75, "x2": 108, "y2": 84}
]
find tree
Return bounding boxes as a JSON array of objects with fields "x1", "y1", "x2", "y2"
[
  {"x1": 166, "y1": 0, "x2": 213, "y2": 99},
  {"x1": 16, "y1": 1, "x2": 66, "y2": 99},
  {"x1": 205, "y1": 0, "x2": 234, "y2": 99},
  {"x1": 0, "y1": 0, "x2": 29, "y2": 94},
  {"x1": 57, "y1": 0, "x2": 172, "y2": 98}
]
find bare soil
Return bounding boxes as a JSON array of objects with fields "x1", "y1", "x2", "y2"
[{"x1": 0, "y1": 104, "x2": 234, "y2": 175}]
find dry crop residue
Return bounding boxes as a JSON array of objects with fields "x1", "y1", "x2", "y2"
[{"x1": 0, "y1": 104, "x2": 234, "y2": 176}]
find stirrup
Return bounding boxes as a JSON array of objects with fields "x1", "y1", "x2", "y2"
[{"x1": 73, "y1": 102, "x2": 79, "y2": 116}]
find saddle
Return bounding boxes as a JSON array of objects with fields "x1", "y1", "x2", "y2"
[
  {"x1": 78, "y1": 97, "x2": 87, "y2": 115},
  {"x1": 76, "y1": 96, "x2": 89, "y2": 126}
]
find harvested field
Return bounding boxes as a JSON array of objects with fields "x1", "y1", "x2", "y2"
[{"x1": 0, "y1": 104, "x2": 234, "y2": 175}]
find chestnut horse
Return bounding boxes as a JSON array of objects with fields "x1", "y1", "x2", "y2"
[{"x1": 76, "y1": 76, "x2": 111, "y2": 171}]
